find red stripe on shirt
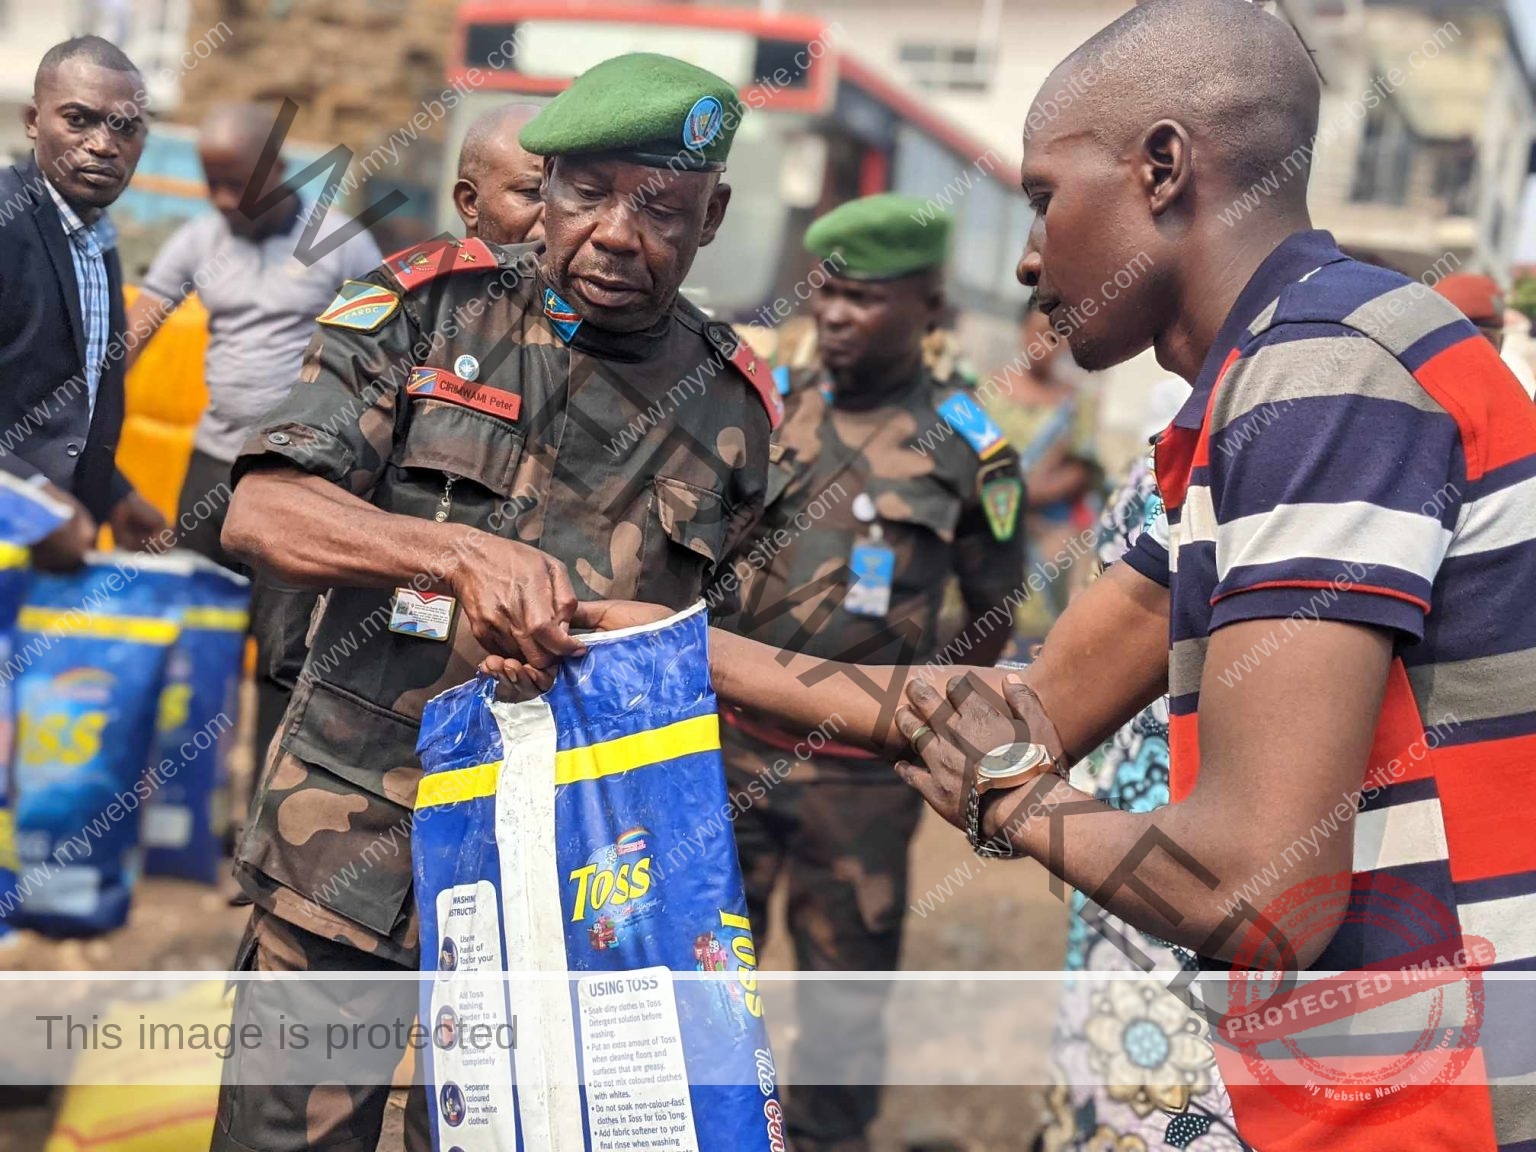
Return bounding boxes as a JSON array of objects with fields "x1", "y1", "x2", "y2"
[
  {"x1": 1413, "y1": 335, "x2": 1536, "y2": 480},
  {"x1": 1432, "y1": 732, "x2": 1536, "y2": 881},
  {"x1": 1209, "y1": 579, "x2": 1431, "y2": 615}
]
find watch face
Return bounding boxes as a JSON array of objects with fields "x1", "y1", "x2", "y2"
[{"x1": 978, "y1": 743, "x2": 1049, "y2": 782}]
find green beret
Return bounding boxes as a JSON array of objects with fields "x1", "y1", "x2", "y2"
[
  {"x1": 804, "y1": 194, "x2": 952, "y2": 280},
  {"x1": 519, "y1": 53, "x2": 743, "y2": 171}
]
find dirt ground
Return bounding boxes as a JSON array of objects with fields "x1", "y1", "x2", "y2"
[{"x1": 0, "y1": 691, "x2": 1070, "y2": 1152}]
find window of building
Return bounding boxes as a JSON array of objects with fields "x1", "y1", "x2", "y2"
[{"x1": 897, "y1": 42, "x2": 992, "y2": 94}]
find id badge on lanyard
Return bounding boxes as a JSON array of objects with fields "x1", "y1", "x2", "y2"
[{"x1": 844, "y1": 492, "x2": 895, "y2": 618}]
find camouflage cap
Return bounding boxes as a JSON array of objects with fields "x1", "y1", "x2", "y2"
[
  {"x1": 804, "y1": 194, "x2": 952, "y2": 281},
  {"x1": 518, "y1": 53, "x2": 743, "y2": 172}
]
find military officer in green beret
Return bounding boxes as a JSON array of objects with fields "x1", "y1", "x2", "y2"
[
  {"x1": 214, "y1": 53, "x2": 782, "y2": 1152},
  {"x1": 716, "y1": 193, "x2": 1028, "y2": 1152}
]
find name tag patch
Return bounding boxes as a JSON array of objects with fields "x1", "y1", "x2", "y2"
[
  {"x1": 406, "y1": 367, "x2": 522, "y2": 422},
  {"x1": 389, "y1": 588, "x2": 456, "y2": 641}
]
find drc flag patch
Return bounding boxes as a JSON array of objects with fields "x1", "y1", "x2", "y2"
[
  {"x1": 316, "y1": 280, "x2": 400, "y2": 332},
  {"x1": 542, "y1": 287, "x2": 582, "y2": 343},
  {"x1": 936, "y1": 393, "x2": 1009, "y2": 460}
]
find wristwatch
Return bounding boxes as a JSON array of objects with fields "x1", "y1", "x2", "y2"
[
  {"x1": 966, "y1": 744, "x2": 1052, "y2": 858},
  {"x1": 965, "y1": 682, "x2": 1070, "y2": 858}
]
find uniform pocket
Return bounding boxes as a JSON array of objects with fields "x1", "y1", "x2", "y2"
[
  {"x1": 653, "y1": 476, "x2": 728, "y2": 564},
  {"x1": 624, "y1": 477, "x2": 730, "y2": 606},
  {"x1": 256, "y1": 680, "x2": 421, "y2": 936},
  {"x1": 395, "y1": 397, "x2": 524, "y2": 497}
]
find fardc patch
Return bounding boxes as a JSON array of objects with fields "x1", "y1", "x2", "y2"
[
  {"x1": 683, "y1": 96, "x2": 724, "y2": 150},
  {"x1": 981, "y1": 473, "x2": 1023, "y2": 542},
  {"x1": 317, "y1": 280, "x2": 400, "y2": 332}
]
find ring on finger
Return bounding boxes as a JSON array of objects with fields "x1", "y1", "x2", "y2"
[{"x1": 910, "y1": 724, "x2": 935, "y2": 752}]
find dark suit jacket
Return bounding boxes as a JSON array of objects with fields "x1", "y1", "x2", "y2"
[{"x1": 0, "y1": 155, "x2": 131, "y2": 521}]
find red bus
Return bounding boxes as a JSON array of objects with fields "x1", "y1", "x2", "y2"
[{"x1": 437, "y1": 2, "x2": 1033, "y2": 365}]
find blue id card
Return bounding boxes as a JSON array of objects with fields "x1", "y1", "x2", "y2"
[{"x1": 845, "y1": 541, "x2": 895, "y2": 618}]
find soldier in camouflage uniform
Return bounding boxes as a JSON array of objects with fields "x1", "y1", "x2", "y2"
[
  {"x1": 717, "y1": 195, "x2": 1027, "y2": 1152},
  {"x1": 213, "y1": 54, "x2": 781, "y2": 1152}
]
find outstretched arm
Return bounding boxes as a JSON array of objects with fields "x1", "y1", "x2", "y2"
[
  {"x1": 894, "y1": 616, "x2": 1393, "y2": 967},
  {"x1": 569, "y1": 561, "x2": 1169, "y2": 759},
  {"x1": 227, "y1": 467, "x2": 584, "y2": 666}
]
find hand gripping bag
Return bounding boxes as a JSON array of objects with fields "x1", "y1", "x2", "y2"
[
  {"x1": 415, "y1": 603, "x2": 785, "y2": 1152},
  {"x1": 143, "y1": 558, "x2": 250, "y2": 883},
  {"x1": 0, "y1": 475, "x2": 73, "y2": 942},
  {"x1": 9, "y1": 553, "x2": 183, "y2": 935}
]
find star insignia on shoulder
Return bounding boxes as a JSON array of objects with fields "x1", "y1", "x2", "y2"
[{"x1": 459, "y1": 249, "x2": 478, "y2": 262}]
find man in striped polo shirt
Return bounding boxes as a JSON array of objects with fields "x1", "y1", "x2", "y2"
[{"x1": 886, "y1": 0, "x2": 1536, "y2": 1148}]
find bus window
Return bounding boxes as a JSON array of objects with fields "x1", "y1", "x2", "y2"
[
  {"x1": 891, "y1": 125, "x2": 954, "y2": 201},
  {"x1": 466, "y1": 23, "x2": 519, "y2": 70},
  {"x1": 753, "y1": 39, "x2": 815, "y2": 89},
  {"x1": 519, "y1": 22, "x2": 756, "y2": 84},
  {"x1": 954, "y1": 177, "x2": 1005, "y2": 298},
  {"x1": 681, "y1": 111, "x2": 800, "y2": 317}
]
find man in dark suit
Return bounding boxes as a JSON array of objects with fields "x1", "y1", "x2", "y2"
[{"x1": 0, "y1": 36, "x2": 166, "y2": 566}]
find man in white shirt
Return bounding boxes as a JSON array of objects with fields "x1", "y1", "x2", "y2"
[{"x1": 126, "y1": 102, "x2": 380, "y2": 786}]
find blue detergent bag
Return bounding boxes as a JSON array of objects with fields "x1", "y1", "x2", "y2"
[
  {"x1": 10, "y1": 554, "x2": 182, "y2": 935},
  {"x1": 143, "y1": 558, "x2": 250, "y2": 883},
  {"x1": 415, "y1": 604, "x2": 785, "y2": 1152},
  {"x1": 0, "y1": 476, "x2": 72, "y2": 941}
]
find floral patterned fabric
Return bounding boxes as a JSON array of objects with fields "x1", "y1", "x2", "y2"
[{"x1": 1038, "y1": 454, "x2": 1250, "y2": 1152}]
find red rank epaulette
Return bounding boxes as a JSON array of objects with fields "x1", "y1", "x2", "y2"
[
  {"x1": 384, "y1": 238, "x2": 496, "y2": 291},
  {"x1": 727, "y1": 340, "x2": 784, "y2": 430}
]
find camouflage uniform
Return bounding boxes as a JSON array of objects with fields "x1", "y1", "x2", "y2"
[
  {"x1": 213, "y1": 236, "x2": 777, "y2": 1152},
  {"x1": 717, "y1": 364, "x2": 1026, "y2": 1151}
]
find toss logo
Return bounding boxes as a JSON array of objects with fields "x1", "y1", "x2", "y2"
[
  {"x1": 715, "y1": 910, "x2": 763, "y2": 1018},
  {"x1": 18, "y1": 668, "x2": 114, "y2": 773},
  {"x1": 567, "y1": 826, "x2": 656, "y2": 938}
]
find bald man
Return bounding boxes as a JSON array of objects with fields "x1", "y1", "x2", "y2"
[
  {"x1": 126, "y1": 102, "x2": 381, "y2": 808},
  {"x1": 873, "y1": 1, "x2": 1536, "y2": 1147},
  {"x1": 452, "y1": 102, "x2": 544, "y2": 244}
]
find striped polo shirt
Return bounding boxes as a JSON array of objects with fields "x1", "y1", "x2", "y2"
[{"x1": 1122, "y1": 230, "x2": 1536, "y2": 1150}]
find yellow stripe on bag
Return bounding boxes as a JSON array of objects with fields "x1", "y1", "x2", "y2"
[
  {"x1": 554, "y1": 712, "x2": 720, "y2": 785},
  {"x1": 416, "y1": 761, "x2": 499, "y2": 810},
  {"x1": 181, "y1": 607, "x2": 250, "y2": 631},
  {"x1": 17, "y1": 608, "x2": 178, "y2": 644},
  {"x1": 416, "y1": 714, "x2": 721, "y2": 808},
  {"x1": 0, "y1": 543, "x2": 29, "y2": 570}
]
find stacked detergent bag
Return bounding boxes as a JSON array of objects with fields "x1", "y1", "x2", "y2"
[
  {"x1": 142, "y1": 560, "x2": 250, "y2": 883},
  {"x1": 7, "y1": 551, "x2": 249, "y2": 935},
  {"x1": 0, "y1": 475, "x2": 74, "y2": 943},
  {"x1": 415, "y1": 603, "x2": 785, "y2": 1152}
]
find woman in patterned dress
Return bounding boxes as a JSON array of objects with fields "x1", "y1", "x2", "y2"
[{"x1": 1034, "y1": 452, "x2": 1251, "y2": 1152}]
